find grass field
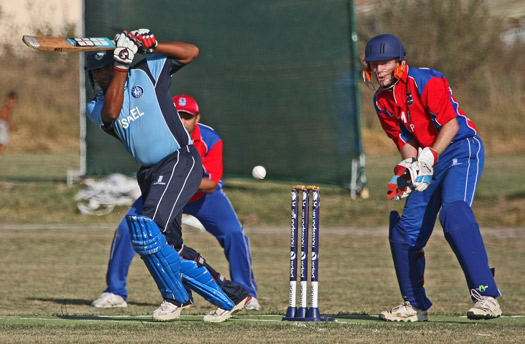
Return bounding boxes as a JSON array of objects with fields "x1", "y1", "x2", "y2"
[
  {"x1": 0, "y1": 224, "x2": 524, "y2": 343},
  {"x1": 0, "y1": 153, "x2": 524, "y2": 342}
]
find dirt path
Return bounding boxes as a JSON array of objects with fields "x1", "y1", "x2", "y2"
[
  {"x1": 1, "y1": 224, "x2": 523, "y2": 239},
  {"x1": 243, "y1": 226, "x2": 525, "y2": 239}
]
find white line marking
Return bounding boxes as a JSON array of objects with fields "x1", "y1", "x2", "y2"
[{"x1": 1, "y1": 314, "x2": 523, "y2": 323}]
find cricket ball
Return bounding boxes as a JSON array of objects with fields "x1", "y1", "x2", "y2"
[{"x1": 251, "y1": 165, "x2": 266, "y2": 180}]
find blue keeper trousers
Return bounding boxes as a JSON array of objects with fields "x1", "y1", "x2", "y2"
[
  {"x1": 391, "y1": 136, "x2": 500, "y2": 310},
  {"x1": 400, "y1": 136, "x2": 485, "y2": 245}
]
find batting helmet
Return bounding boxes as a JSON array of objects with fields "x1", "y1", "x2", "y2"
[
  {"x1": 85, "y1": 51, "x2": 114, "y2": 71},
  {"x1": 173, "y1": 94, "x2": 199, "y2": 115},
  {"x1": 363, "y1": 34, "x2": 406, "y2": 62}
]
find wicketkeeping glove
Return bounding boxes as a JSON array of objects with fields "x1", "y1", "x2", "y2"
[
  {"x1": 113, "y1": 31, "x2": 139, "y2": 71},
  {"x1": 409, "y1": 147, "x2": 438, "y2": 192},
  {"x1": 128, "y1": 28, "x2": 158, "y2": 54},
  {"x1": 387, "y1": 158, "x2": 415, "y2": 200}
]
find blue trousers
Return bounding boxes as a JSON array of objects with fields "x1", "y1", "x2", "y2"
[
  {"x1": 401, "y1": 136, "x2": 484, "y2": 245},
  {"x1": 104, "y1": 190, "x2": 257, "y2": 299},
  {"x1": 390, "y1": 136, "x2": 500, "y2": 310}
]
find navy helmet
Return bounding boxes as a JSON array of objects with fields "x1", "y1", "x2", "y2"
[
  {"x1": 363, "y1": 34, "x2": 406, "y2": 62},
  {"x1": 85, "y1": 51, "x2": 114, "y2": 71}
]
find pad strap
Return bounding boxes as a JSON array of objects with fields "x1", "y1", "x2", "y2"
[
  {"x1": 181, "y1": 259, "x2": 234, "y2": 310},
  {"x1": 180, "y1": 245, "x2": 249, "y2": 304}
]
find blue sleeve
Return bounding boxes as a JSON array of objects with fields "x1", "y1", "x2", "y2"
[
  {"x1": 133, "y1": 54, "x2": 185, "y2": 85},
  {"x1": 85, "y1": 95, "x2": 105, "y2": 127},
  {"x1": 198, "y1": 124, "x2": 222, "y2": 154},
  {"x1": 399, "y1": 125, "x2": 413, "y2": 143},
  {"x1": 408, "y1": 67, "x2": 446, "y2": 98}
]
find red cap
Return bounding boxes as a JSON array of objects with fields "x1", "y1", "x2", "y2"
[{"x1": 172, "y1": 94, "x2": 199, "y2": 115}]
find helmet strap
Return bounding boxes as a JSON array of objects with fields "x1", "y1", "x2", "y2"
[
  {"x1": 393, "y1": 61, "x2": 407, "y2": 80},
  {"x1": 88, "y1": 71, "x2": 96, "y2": 92},
  {"x1": 87, "y1": 71, "x2": 106, "y2": 95},
  {"x1": 362, "y1": 68, "x2": 372, "y2": 83},
  {"x1": 362, "y1": 67, "x2": 378, "y2": 91}
]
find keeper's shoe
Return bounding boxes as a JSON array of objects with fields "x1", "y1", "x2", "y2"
[
  {"x1": 244, "y1": 297, "x2": 261, "y2": 311},
  {"x1": 152, "y1": 300, "x2": 192, "y2": 322},
  {"x1": 379, "y1": 301, "x2": 428, "y2": 322},
  {"x1": 467, "y1": 289, "x2": 502, "y2": 320},
  {"x1": 91, "y1": 292, "x2": 127, "y2": 308},
  {"x1": 203, "y1": 296, "x2": 251, "y2": 323}
]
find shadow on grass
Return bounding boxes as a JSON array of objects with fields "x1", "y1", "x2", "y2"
[
  {"x1": 0, "y1": 176, "x2": 68, "y2": 183},
  {"x1": 508, "y1": 191, "x2": 525, "y2": 200},
  {"x1": 333, "y1": 313, "x2": 493, "y2": 324},
  {"x1": 331, "y1": 313, "x2": 379, "y2": 321},
  {"x1": 57, "y1": 315, "x2": 146, "y2": 322},
  {"x1": 28, "y1": 297, "x2": 156, "y2": 307},
  {"x1": 55, "y1": 314, "x2": 203, "y2": 323}
]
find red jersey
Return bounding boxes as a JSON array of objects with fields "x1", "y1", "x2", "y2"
[
  {"x1": 188, "y1": 123, "x2": 223, "y2": 203},
  {"x1": 373, "y1": 66, "x2": 477, "y2": 151}
]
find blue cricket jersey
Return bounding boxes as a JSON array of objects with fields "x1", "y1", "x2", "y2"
[{"x1": 86, "y1": 55, "x2": 192, "y2": 166}]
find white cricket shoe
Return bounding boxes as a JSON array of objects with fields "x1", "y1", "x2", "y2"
[
  {"x1": 379, "y1": 301, "x2": 428, "y2": 322},
  {"x1": 244, "y1": 297, "x2": 261, "y2": 311},
  {"x1": 467, "y1": 289, "x2": 502, "y2": 320},
  {"x1": 203, "y1": 296, "x2": 251, "y2": 323},
  {"x1": 152, "y1": 300, "x2": 191, "y2": 322},
  {"x1": 91, "y1": 292, "x2": 127, "y2": 308}
]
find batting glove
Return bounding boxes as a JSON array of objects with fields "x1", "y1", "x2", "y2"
[
  {"x1": 410, "y1": 147, "x2": 438, "y2": 192},
  {"x1": 387, "y1": 158, "x2": 415, "y2": 200},
  {"x1": 128, "y1": 28, "x2": 158, "y2": 54},
  {"x1": 113, "y1": 32, "x2": 139, "y2": 71}
]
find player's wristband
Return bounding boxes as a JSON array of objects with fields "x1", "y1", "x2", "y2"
[{"x1": 113, "y1": 64, "x2": 129, "y2": 72}]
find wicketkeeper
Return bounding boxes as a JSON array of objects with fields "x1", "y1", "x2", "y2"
[{"x1": 362, "y1": 34, "x2": 502, "y2": 322}]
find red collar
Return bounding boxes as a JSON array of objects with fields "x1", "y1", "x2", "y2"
[{"x1": 191, "y1": 123, "x2": 201, "y2": 142}]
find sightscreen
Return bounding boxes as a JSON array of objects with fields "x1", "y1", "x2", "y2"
[{"x1": 83, "y1": 0, "x2": 364, "y2": 187}]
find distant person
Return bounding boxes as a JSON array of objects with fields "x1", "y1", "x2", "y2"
[
  {"x1": 362, "y1": 34, "x2": 501, "y2": 322},
  {"x1": 0, "y1": 91, "x2": 17, "y2": 153},
  {"x1": 91, "y1": 94, "x2": 260, "y2": 311}
]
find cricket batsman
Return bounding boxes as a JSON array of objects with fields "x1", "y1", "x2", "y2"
[{"x1": 85, "y1": 29, "x2": 250, "y2": 322}]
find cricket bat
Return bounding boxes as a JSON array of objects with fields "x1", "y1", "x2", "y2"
[{"x1": 22, "y1": 35, "x2": 116, "y2": 52}]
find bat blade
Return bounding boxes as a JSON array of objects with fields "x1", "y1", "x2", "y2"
[{"x1": 22, "y1": 35, "x2": 115, "y2": 52}]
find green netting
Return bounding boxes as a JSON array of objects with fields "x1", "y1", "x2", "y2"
[{"x1": 84, "y1": 0, "x2": 363, "y2": 186}]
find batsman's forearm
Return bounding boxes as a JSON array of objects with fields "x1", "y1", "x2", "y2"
[
  {"x1": 101, "y1": 70, "x2": 127, "y2": 125},
  {"x1": 156, "y1": 42, "x2": 199, "y2": 64}
]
